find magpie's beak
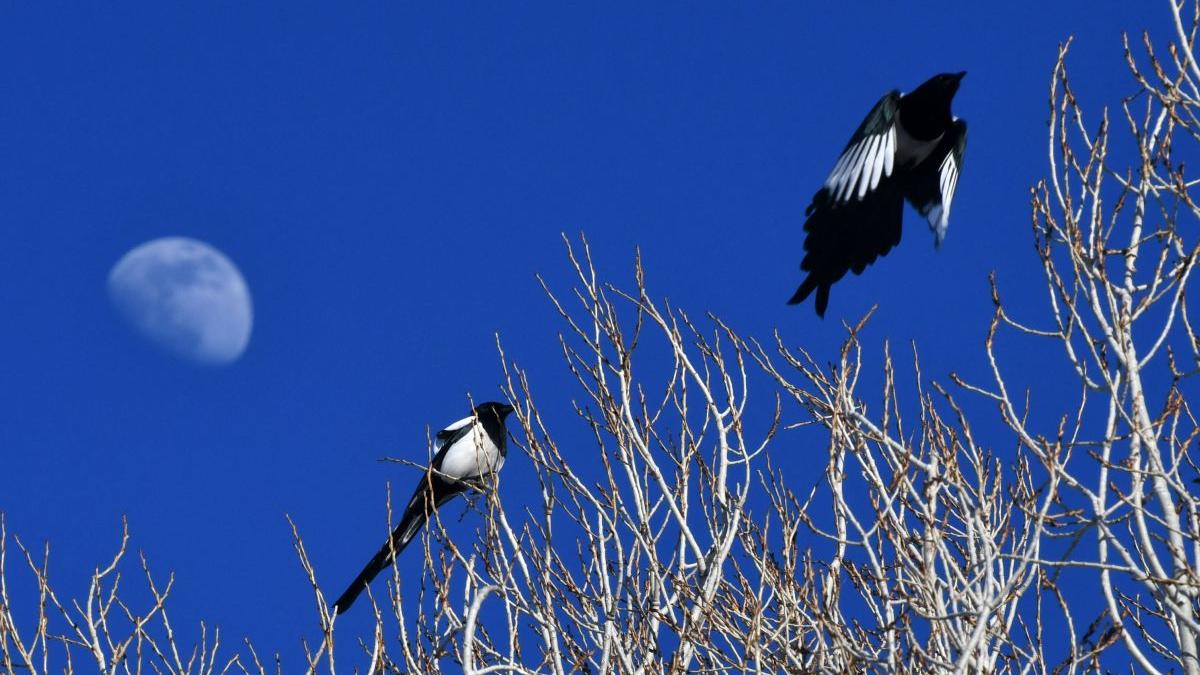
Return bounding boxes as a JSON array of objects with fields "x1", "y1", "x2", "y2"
[
  {"x1": 953, "y1": 71, "x2": 967, "y2": 83},
  {"x1": 499, "y1": 403, "x2": 515, "y2": 417}
]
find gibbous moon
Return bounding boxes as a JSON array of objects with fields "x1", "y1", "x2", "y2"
[{"x1": 107, "y1": 237, "x2": 253, "y2": 365}]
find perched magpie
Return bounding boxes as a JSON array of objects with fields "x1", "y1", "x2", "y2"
[
  {"x1": 333, "y1": 401, "x2": 515, "y2": 614},
  {"x1": 788, "y1": 72, "x2": 968, "y2": 317}
]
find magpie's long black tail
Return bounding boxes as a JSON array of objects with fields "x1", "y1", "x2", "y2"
[
  {"x1": 787, "y1": 275, "x2": 818, "y2": 307},
  {"x1": 333, "y1": 476, "x2": 462, "y2": 614},
  {"x1": 789, "y1": 180, "x2": 905, "y2": 317}
]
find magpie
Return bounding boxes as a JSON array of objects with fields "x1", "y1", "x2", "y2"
[
  {"x1": 788, "y1": 72, "x2": 968, "y2": 317},
  {"x1": 333, "y1": 401, "x2": 515, "y2": 614}
]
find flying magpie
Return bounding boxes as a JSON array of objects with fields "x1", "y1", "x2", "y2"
[
  {"x1": 333, "y1": 401, "x2": 515, "y2": 614},
  {"x1": 788, "y1": 72, "x2": 968, "y2": 317}
]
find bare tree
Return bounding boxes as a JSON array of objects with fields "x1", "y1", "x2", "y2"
[
  {"x1": 316, "y1": 3, "x2": 1200, "y2": 670},
  {"x1": 0, "y1": 515, "x2": 266, "y2": 674},
  {"x1": 6, "y1": 3, "x2": 1200, "y2": 673}
]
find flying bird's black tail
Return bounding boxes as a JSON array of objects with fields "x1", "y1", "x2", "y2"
[
  {"x1": 789, "y1": 180, "x2": 905, "y2": 317},
  {"x1": 333, "y1": 475, "x2": 465, "y2": 614},
  {"x1": 786, "y1": 275, "x2": 821, "y2": 310}
]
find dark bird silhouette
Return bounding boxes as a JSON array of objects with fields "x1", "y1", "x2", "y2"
[
  {"x1": 789, "y1": 72, "x2": 968, "y2": 317},
  {"x1": 333, "y1": 401, "x2": 514, "y2": 614}
]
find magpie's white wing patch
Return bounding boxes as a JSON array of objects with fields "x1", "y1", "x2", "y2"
[
  {"x1": 825, "y1": 128, "x2": 896, "y2": 202},
  {"x1": 434, "y1": 414, "x2": 476, "y2": 452},
  {"x1": 437, "y1": 422, "x2": 503, "y2": 480},
  {"x1": 823, "y1": 92, "x2": 900, "y2": 204},
  {"x1": 918, "y1": 119, "x2": 967, "y2": 246},
  {"x1": 439, "y1": 415, "x2": 475, "y2": 436},
  {"x1": 926, "y1": 152, "x2": 959, "y2": 242}
]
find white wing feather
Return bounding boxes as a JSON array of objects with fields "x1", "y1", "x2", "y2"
[
  {"x1": 825, "y1": 126, "x2": 897, "y2": 203},
  {"x1": 927, "y1": 151, "x2": 960, "y2": 245}
]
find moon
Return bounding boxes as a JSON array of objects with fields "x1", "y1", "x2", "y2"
[{"x1": 107, "y1": 237, "x2": 253, "y2": 365}]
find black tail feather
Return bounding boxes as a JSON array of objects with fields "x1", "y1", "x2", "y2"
[
  {"x1": 333, "y1": 502, "x2": 425, "y2": 614},
  {"x1": 789, "y1": 181, "x2": 904, "y2": 317},
  {"x1": 787, "y1": 275, "x2": 830, "y2": 318},
  {"x1": 333, "y1": 476, "x2": 464, "y2": 614},
  {"x1": 787, "y1": 275, "x2": 817, "y2": 306}
]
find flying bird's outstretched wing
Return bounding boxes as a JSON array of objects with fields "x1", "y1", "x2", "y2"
[
  {"x1": 907, "y1": 119, "x2": 967, "y2": 246},
  {"x1": 822, "y1": 92, "x2": 900, "y2": 203},
  {"x1": 789, "y1": 92, "x2": 905, "y2": 316},
  {"x1": 332, "y1": 416, "x2": 480, "y2": 615}
]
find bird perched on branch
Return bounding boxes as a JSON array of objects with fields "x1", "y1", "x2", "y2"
[
  {"x1": 333, "y1": 401, "x2": 514, "y2": 614},
  {"x1": 788, "y1": 72, "x2": 968, "y2": 317}
]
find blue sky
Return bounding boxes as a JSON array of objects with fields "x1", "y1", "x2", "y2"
[{"x1": 0, "y1": 0, "x2": 1172, "y2": 666}]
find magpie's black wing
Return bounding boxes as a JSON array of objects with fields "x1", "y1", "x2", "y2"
[
  {"x1": 789, "y1": 92, "x2": 905, "y2": 316},
  {"x1": 432, "y1": 415, "x2": 476, "y2": 470},
  {"x1": 823, "y1": 91, "x2": 901, "y2": 203},
  {"x1": 905, "y1": 119, "x2": 967, "y2": 247}
]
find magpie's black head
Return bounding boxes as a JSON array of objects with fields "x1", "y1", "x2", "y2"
[
  {"x1": 900, "y1": 71, "x2": 965, "y2": 135},
  {"x1": 474, "y1": 401, "x2": 515, "y2": 423},
  {"x1": 917, "y1": 71, "x2": 966, "y2": 100}
]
